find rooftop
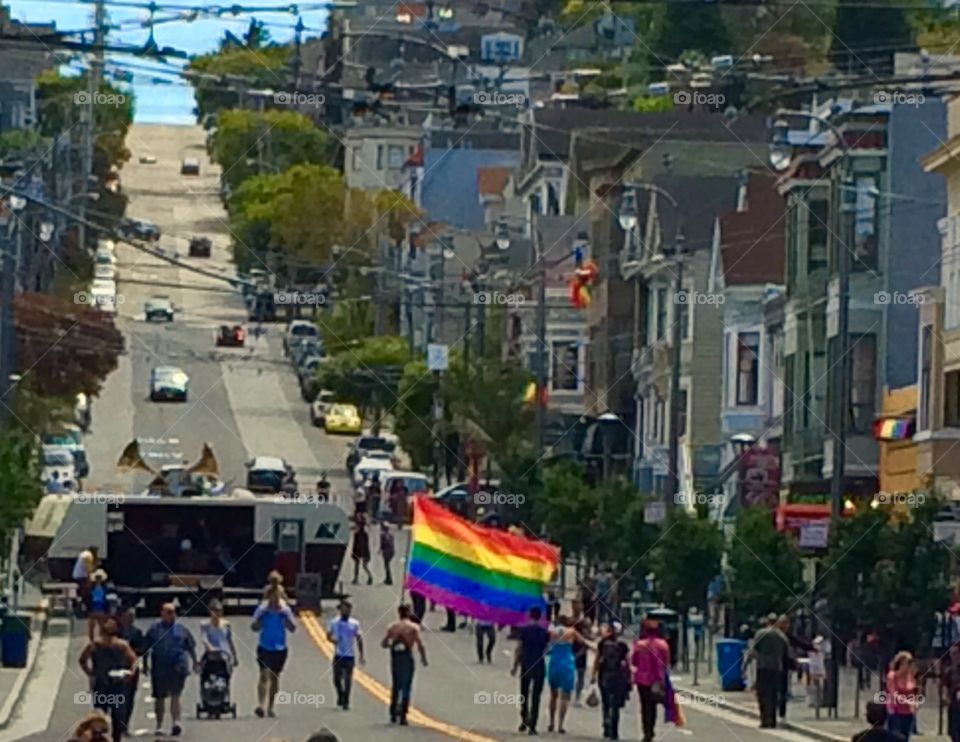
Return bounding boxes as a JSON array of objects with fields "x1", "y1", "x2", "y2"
[{"x1": 719, "y1": 174, "x2": 786, "y2": 286}]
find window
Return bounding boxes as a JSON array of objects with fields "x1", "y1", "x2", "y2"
[
  {"x1": 678, "y1": 296, "x2": 690, "y2": 340},
  {"x1": 848, "y1": 334, "x2": 876, "y2": 433},
  {"x1": 676, "y1": 388, "x2": 688, "y2": 439},
  {"x1": 808, "y1": 199, "x2": 828, "y2": 271},
  {"x1": 736, "y1": 332, "x2": 761, "y2": 405},
  {"x1": 655, "y1": 288, "x2": 667, "y2": 341},
  {"x1": 801, "y1": 351, "x2": 812, "y2": 428},
  {"x1": 945, "y1": 371, "x2": 960, "y2": 428},
  {"x1": 551, "y1": 342, "x2": 579, "y2": 391},
  {"x1": 655, "y1": 396, "x2": 666, "y2": 443},
  {"x1": 920, "y1": 324, "x2": 932, "y2": 430},
  {"x1": 783, "y1": 358, "x2": 795, "y2": 434},
  {"x1": 351, "y1": 147, "x2": 361, "y2": 171},
  {"x1": 853, "y1": 177, "x2": 878, "y2": 270},
  {"x1": 376, "y1": 144, "x2": 385, "y2": 170},
  {"x1": 388, "y1": 145, "x2": 405, "y2": 169}
]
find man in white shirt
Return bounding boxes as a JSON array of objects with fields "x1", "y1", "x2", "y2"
[{"x1": 326, "y1": 601, "x2": 364, "y2": 710}]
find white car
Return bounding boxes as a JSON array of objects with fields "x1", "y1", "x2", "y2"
[
  {"x1": 283, "y1": 320, "x2": 319, "y2": 355},
  {"x1": 94, "y1": 263, "x2": 116, "y2": 281},
  {"x1": 353, "y1": 456, "x2": 394, "y2": 486},
  {"x1": 149, "y1": 366, "x2": 189, "y2": 401},
  {"x1": 41, "y1": 446, "x2": 78, "y2": 491},
  {"x1": 92, "y1": 278, "x2": 116, "y2": 294},
  {"x1": 94, "y1": 250, "x2": 116, "y2": 267}
]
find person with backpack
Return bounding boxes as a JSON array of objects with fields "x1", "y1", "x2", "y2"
[
  {"x1": 594, "y1": 622, "x2": 631, "y2": 740},
  {"x1": 78, "y1": 617, "x2": 138, "y2": 742}
]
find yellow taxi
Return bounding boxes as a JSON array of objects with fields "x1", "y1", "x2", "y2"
[{"x1": 324, "y1": 403, "x2": 362, "y2": 435}]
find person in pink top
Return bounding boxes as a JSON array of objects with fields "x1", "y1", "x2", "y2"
[
  {"x1": 885, "y1": 651, "x2": 919, "y2": 740},
  {"x1": 631, "y1": 620, "x2": 671, "y2": 742}
]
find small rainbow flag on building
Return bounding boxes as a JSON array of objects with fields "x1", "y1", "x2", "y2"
[
  {"x1": 873, "y1": 417, "x2": 915, "y2": 441},
  {"x1": 405, "y1": 496, "x2": 560, "y2": 626}
]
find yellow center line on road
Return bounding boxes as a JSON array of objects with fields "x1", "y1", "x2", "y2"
[{"x1": 300, "y1": 611, "x2": 503, "y2": 742}]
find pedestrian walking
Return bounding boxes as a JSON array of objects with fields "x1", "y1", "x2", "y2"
[
  {"x1": 144, "y1": 603, "x2": 198, "y2": 737},
  {"x1": 853, "y1": 701, "x2": 906, "y2": 741},
  {"x1": 940, "y1": 641, "x2": 960, "y2": 742},
  {"x1": 513, "y1": 606, "x2": 549, "y2": 736},
  {"x1": 632, "y1": 619, "x2": 671, "y2": 742},
  {"x1": 778, "y1": 615, "x2": 813, "y2": 719},
  {"x1": 546, "y1": 615, "x2": 592, "y2": 734},
  {"x1": 351, "y1": 516, "x2": 373, "y2": 585},
  {"x1": 573, "y1": 616, "x2": 593, "y2": 705},
  {"x1": 381, "y1": 604, "x2": 428, "y2": 725},
  {"x1": 885, "y1": 651, "x2": 919, "y2": 740},
  {"x1": 442, "y1": 607, "x2": 457, "y2": 632},
  {"x1": 327, "y1": 601, "x2": 364, "y2": 710},
  {"x1": 200, "y1": 600, "x2": 239, "y2": 670},
  {"x1": 746, "y1": 613, "x2": 789, "y2": 729},
  {"x1": 476, "y1": 619, "x2": 496, "y2": 663},
  {"x1": 78, "y1": 617, "x2": 138, "y2": 742},
  {"x1": 379, "y1": 522, "x2": 395, "y2": 585},
  {"x1": 594, "y1": 622, "x2": 630, "y2": 740},
  {"x1": 72, "y1": 546, "x2": 97, "y2": 616},
  {"x1": 252, "y1": 584, "x2": 297, "y2": 718},
  {"x1": 116, "y1": 608, "x2": 145, "y2": 731},
  {"x1": 86, "y1": 569, "x2": 109, "y2": 641}
]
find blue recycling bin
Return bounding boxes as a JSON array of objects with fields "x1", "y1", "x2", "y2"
[
  {"x1": 1, "y1": 614, "x2": 30, "y2": 668},
  {"x1": 716, "y1": 638, "x2": 747, "y2": 691}
]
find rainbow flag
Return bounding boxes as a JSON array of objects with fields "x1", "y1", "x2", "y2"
[
  {"x1": 874, "y1": 417, "x2": 915, "y2": 441},
  {"x1": 405, "y1": 496, "x2": 560, "y2": 626}
]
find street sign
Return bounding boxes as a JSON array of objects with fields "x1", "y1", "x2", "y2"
[
  {"x1": 427, "y1": 343, "x2": 449, "y2": 371},
  {"x1": 799, "y1": 521, "x2": 829, "y2": 549}
]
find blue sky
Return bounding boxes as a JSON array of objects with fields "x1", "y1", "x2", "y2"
[{"x1": 6, "y1": 0, "x2": 330, "y2": 122}]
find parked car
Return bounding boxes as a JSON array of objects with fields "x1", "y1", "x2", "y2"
[
  {"x1": 181, "y1": 157, "x2": 201, "y2": 175},
  {"x1": 139, "y1": 154, "x2": 157, "y2": 164},
  {"x1": 346, "y1": 434, "x2": 398, "y2": 473},
  {"x1": 94, "y1": 250, "x2": 116, "y2": 267},
  {"x1": 290, "y1": 337, "x2": 322, "y2": 368},
  {"x1": 41, "y1": 425, "x2": 90, "y2": 479},
  {"x1": 144, "y1": 297, "x2": 175, "y2": 322},
  {"x1": 94, "y1": 263, "x2": 116, "y2": 281},
  {"x1": 41, "y1": 446, "x2": 78, "y2": 491},
  {"x1": 324, "y1": 403, "x2": 362, "y2": 435},
  {"x1": 149, "y1": 366, "x2": 189, "y2": 401},
  {"x1": 309, "y1": 390, "x2": 337, "y2": 426},
  {"x1": 216, "y1": 324, "x2": 245, "y2": 347},
  {"x1": 189, "y1": 236, "x2": 212, "y2": 258},
  {"x1": 353, "y1": 454, "x2": 394, "y2": 487},
  {"x1": 120, "y1": 218, "x2": 160, "y2": 242},
  {"x1": 297, "y1": 356, "x2": 325, "y2": 400},
  {"x1": 283, "y1": 320, "x2": 319, "y2": 355},
  {"x1": 379, "y1": 471, "x2": 432, "y2": 521}
]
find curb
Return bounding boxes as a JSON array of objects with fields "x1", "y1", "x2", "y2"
[
  {"x1": 0, "y1": 610, "x2": 49, "y2": 730},
  {"x1": 674, "y1": 683, "x2": 848, "y2": 742}
]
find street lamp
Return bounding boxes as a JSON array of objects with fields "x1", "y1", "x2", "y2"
[
  {"x1": 598, "y1": 411, "x2": 620, "y2": 481},
  {"x1": 619, "y1": 183, "x2": 684, "y2": 502}
]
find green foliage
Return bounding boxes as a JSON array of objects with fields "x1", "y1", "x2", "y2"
[
  {"x1": 0, "y1": 428, "x2": 43, "y2": 547},
  {"x1": 393, "y1": 359, "x2": 439, "y2": 470},
  {"x1": 189, "y1": 45, "x2": 292, "y2": 120},
  {"x1": 831, "y1": 0, "x2": 914, "y2": 74},
  {"x1": 821, "y1": 498, "x2": 952, "y2": 652},
  {"x1": 632, "y1": 96, "x2": 674, "y2": 113},
  {"x1": 727, "y1": 507, "x2": 804, "y2": 625},
  {"x1": 315, "y1": 335, "x2": 410, "y2": 422},
  {"x1": 0, "y1": 129, "x2": 46, "y2": 160},
  {"x1": 651, "y1": 509, "x2": 724, "y2": 612},
  {"x1": 535, "y1": 461, "x2": 598, "y2": 557},
  {"x1": 650, "y1": 4, "x2": 732, "y2": 59},
  {"x1": 211, "y1": 108, "x2": 332, "y2": 194},
  {"x1": 318, "y1": 301, "x2": 376, "y2": 354}
]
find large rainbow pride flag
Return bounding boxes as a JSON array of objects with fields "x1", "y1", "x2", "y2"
[{"x1": 404, "y1": 496, "x2": 560, "y2": 626}]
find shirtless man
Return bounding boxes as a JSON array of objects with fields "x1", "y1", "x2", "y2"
[{"x1": 381, "y1": 604, "x2": 428, "y2": 725}]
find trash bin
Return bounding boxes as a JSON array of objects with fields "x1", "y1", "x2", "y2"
[
  {"x1": 716, "y1": 638, "x2": 747, "y2": 691},
  {"x1": 1, "y1": 613, "x2": 31, "y2": 668}
]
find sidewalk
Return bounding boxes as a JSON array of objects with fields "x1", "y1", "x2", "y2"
[{"x1": 672, "y1": 653, "x2": 950, "y2": 741}]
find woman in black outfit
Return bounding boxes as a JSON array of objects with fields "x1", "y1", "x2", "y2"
[{"x1": 78, "y1": 618, "x2": 138, "y2": 742}]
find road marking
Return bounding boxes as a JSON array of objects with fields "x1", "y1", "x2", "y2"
[{"x1": 300, "y1": 611, "x2": 502, "y2": 742}]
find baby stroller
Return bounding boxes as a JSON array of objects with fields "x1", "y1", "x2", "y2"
[{"x1": 196, "y1": 650, "x2": 237, "y2": 719}]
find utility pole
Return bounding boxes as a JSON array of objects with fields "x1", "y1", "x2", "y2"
[
  {"x1": 463, "y1": 296, "x2": 472, "y2": 368},
  {"x1": 534, "y1": 214, "x2": 547, "y2": 463},
  {"x1": 78, "y1": 0, "x2": 106, "y2": 253},
  {"x1": 666, "y1": 236, "x2": 686, "y2": 503},
  {"x1": 0, "y1": 207, "x2": 17, "y2": 426}
]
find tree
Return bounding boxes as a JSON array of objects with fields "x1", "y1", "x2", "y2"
[
  {"x1": 727, "y1": 507, "x2": 804, "y2": 626},
  {"x1": 0, "y1": 428, "x2": 43, "y2": 548},
  {"x1": 651, "y1": 509, "x2": 724, "y2": 617},
  {"x1": 318, "y1": 301, "x2": 376, "y2": 354},
  {"x1": 393, "y1": 358, "x2": 440, "y2": 470},
  {"x1": 189, "y1": 45, "x2": 292, "y2": 120},
  {"x1": 650, "y1": 4, "x2": 732, "y2": 59},
  {"x1": 534, "y1": 461, "x2": 598, "y2": 557},
  {"x1": 821, "y1": 497, "x2": 951, "y2": 656},
  {"x1": 14, "y1": 293, "x2": 125, "y2": 398},
  {"x1": 831, "y1": 0, "x2": 914, "y2": 75},
  {"x1": 0, "y1": 129, "x2": 46, "y2": 159},
  {"x1": 212, "y1": 108, "x2": 333, "y2": 194}
]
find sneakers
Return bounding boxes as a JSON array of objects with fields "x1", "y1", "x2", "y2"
[
  {"x1": 254, "y1": 707, "x2": 264, "y2": 718},
  {"x1": 171, "y1": 724, "x2": 182, "y2": 737}
]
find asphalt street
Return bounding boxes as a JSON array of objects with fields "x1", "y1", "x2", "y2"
[{"x1": 10, "y1": 124, "x2": 825, "y2": 742}]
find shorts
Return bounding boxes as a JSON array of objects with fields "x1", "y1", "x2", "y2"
[
  {"x1": 257, "y1": 647, "x2": 288, "y2": 674},
  {"x1": 151, "y1": 668, "x2": 186, "y2": 699}
]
